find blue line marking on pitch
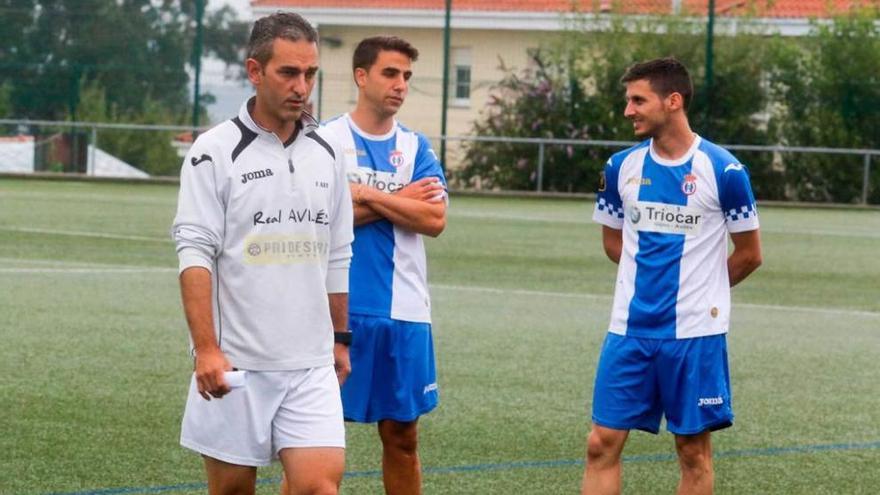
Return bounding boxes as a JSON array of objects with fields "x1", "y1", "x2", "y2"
[{"x1": 45, "y1": 440, "x2": 880, "y2": 495}]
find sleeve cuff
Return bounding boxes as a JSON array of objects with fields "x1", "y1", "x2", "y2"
[
  {"x1": 727, "y1": 219, "x2": 760, "y2": 234},
  {"x1": 326, "y1": 267, "x2": 349, "y2": 293},
  {"x1": 592, "y1": 209, "x2": 624, "y2": 229},
  {"x1": 178, "y1": 247, "x2": 214, "y2": 274}
]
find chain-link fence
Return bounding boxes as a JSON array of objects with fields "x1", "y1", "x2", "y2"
[
  {"x1": 442, "y1": 135, "x2": 880, "y2": 205},
  {"x1": 1, "y1": 118, "x2": 877, "y2": 205},
  {"x1": 0, "y1": 119, "x2": 205, "y2": 178}
]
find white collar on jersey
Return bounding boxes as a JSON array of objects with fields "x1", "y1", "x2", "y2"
[
  {"x1": 649, "y1": 134, "x2": 702, "y2": 167},
  {"x1": 238, "y1": 96, "x2": 319, "y2": 137},
  {"x1": 344, "y1": 113, "x2": 398, "y2": 141}
]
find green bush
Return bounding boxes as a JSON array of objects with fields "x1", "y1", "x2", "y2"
[
  {"x1": 76, "y1": 83, "x2": 185, "y2": 177},
  {"x1": 458, "y1": 9, "x2": 880, "y2": 203}
]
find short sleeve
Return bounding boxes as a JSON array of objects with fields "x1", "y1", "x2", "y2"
[
  {"x1": 412, "y1": 134, "x2": 447, "y2": 187},
  {"x1": 718, "y1": 163, "x2": 759, "y2": 233},
  {"x1": 592, "y1": 160, "x2": 624, "y2": 229}
]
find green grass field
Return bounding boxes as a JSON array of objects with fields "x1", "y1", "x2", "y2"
[{"x1": 1, "y1": 178, "x2": 879, "y2": 494}]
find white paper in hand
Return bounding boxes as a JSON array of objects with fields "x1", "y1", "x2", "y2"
[{"x1": 224, "y1": 370, "x2": 247, "y2": 389}]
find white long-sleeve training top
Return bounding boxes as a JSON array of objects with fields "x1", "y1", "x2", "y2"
[{"x1": 172, "y1": 98, "x2": 354, "y2": 371}]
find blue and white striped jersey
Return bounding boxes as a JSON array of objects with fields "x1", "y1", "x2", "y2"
[
  {"x1": 592, "y1": 136, "x2": 759, "y2": 339},
  {"x1": 323, "y1": 114, "x2": 447, "y2": 323}
]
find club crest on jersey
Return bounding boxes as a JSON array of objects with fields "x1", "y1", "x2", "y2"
[
  {"x1": 598, "y1": 171, "x2": 606, "y2": 192},
  {"x1": 681, "y1": 174, "x2": 697, "y2": 195},
  {"x1": 389, "y1": 150, "x2": 405, "y2": 168}
]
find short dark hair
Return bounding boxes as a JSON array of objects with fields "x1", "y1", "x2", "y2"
[
  {"x1": 352, "y1": 36, "x2": 419, "y2": 74},
  {"x1": 247, "y1": 12, "x2": 318, "y2": 66},
  {"x1": 621, "y1": 57, "x2": 694, "y2": 111}
]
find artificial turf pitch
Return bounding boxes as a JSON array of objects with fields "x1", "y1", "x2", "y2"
[{"x1": 1, "y1": 178, "x2": 878, "y2": 494}]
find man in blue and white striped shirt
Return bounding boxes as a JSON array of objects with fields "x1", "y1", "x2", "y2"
[
  {"x1": 583, "y1": 57, "x2": 763, "y2": 495},
  {"x1": 324, "y1": 36, "x2": 447, "y2": 494}
]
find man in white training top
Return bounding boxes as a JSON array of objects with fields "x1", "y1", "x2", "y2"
[{"x1": 172, "y1": 12, "x2": 353, "y2": 495}]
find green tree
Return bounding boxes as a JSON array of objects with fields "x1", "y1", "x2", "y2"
[
  {"x1": 76, "y1": 82, "x2": 183, "y2": 176},
  {"x1": 769, "y1": 9, "x2": 880, "y2": 203},
  {"x1": 458, "y1": 15, "x2": 784, "y2": 193},
  {"x1": 457, "y1": 49, "x2": 601, "y2": 191},
  {"x1": 0, "y1": 82, "x2": 11, "y2": 117},
  {"x1": 0, "y1": 0, "x2": 248, "y2": 121}
]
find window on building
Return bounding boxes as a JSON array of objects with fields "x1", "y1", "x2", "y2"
[{"x1": 451, "y1": 47, "x2": 471, "y2": 106}]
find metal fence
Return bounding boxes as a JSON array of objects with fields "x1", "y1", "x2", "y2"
[
  {"x1": 1, "y1": 119, "x2": 877, "y2": 205},
  {"x1": 442, "y1": 135, "x2": 879, "y2": 204},
  {"x1": 0, "y1": 118, "x2": 206, "y2": 178}
]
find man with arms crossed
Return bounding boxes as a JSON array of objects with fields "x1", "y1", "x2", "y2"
[
  {"x1": 582, "y1": 57, "x2": 762, "y2": 495},
  {"x1": 172, "y1": 12, "x2": 353, "y2": 495},
  {"x1": 325, "y1": 36, "x2": 447, "y2": 494}
]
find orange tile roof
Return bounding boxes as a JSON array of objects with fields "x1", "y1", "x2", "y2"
[
  {"x1": 0, "y1": 135, "x2": 34, "y2": 143},
  {"x1": 173, "y1": 131, "x2": 194, "y2": 143},
  {"x1": 252, "y1": 0, "x2": 880, "y2": 18}
]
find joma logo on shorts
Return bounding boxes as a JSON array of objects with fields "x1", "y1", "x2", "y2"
[
  {"x1": 698, "y1": 396, "x2": 724, "y2": 407},
  {"x1": 241, "y1": 168, "x2": 274, "y2": 184}
]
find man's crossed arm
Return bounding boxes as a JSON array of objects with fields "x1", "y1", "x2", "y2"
[{"x1": 351, "y1": 177, "x2": 446, "y2": 237}]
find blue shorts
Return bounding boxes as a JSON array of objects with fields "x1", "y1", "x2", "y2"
[
  {"x1": 341, "y1": 315, "x2": 438, "y2": 423},
  {"x1": 592, "y1": 332, "x2": 733, "y2": 435}
]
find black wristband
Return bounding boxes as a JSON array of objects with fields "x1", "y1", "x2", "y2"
[{"x1": 334, "y1": 331, "x2": 352, "y2": 346}]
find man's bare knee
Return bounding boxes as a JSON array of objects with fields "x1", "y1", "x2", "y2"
[
  {"x1": 678, "y1": 449, "x2": 711, "y2": 474},
  {"x1": 278, "y1": 448, "x2": 344, "y2": 495},
  {"x1": 297, "y1": 481, "x2": 339, "y2": 495},
  {"x1": 675, "y1": 434, "x2": 713, "y2": 475},
  {"x1": 586, "y1": 427, "x2": 626, "y2": 467},
  {"x1": 283, "y1": 475, "x2": 341, "y2": 495},
  {"x1": 379, "y1": 420, "x2": 419, "y2": 455}
]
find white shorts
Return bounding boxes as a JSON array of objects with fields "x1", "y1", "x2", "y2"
[{"x1": 180, "y1": 365, "x2": 345, "y2": 467}]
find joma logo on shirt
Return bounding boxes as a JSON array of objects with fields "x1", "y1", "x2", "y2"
[
  {"x1": 241, "y1": 168, "x2": 274, "y2": 184},
  {"x1": 190, "y1": 154, "x2": 213, "y2": 167},
  {"x1": 698, "y1": 396, "x2": 724, "y2": 407},
  {"x1": 625, "y1": 176, "x2": 651, "y2": 186}
]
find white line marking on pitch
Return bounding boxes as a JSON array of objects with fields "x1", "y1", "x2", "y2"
[
  {"x1": 0, "y1": 226, "x2": 169, "y2": 243},
  {"x1": 0, "y1": 267, "x2": 175, "y2": 274},
  {"x1": 0, "y1": 257, "x2": 175, "y2": 273},
  {"x1": 3, "y1": 215, "x2": 877, "y2": 242},
  {"x1": 433, "y1": 283, "x2": 609, "y2": 301},
  {"x1": 431, "y1": 284, "x2": 880, "y2": 319},
  {"x1": 448, "y1": 212, "x2": 880, "y2": 239},
  {"x1": 0, "y1": 257, "x2": 148, "y2": 268},
  {"x1": 0, "y1": 190, "x2": 175, "y2": 205},
  {"x1": 4, "y1": 262, "x2": 877, "y2": 318}
]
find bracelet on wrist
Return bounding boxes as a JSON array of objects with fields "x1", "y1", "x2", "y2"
[{"x1": 334, "y1": 331, "x2": 352, "y2": 346}]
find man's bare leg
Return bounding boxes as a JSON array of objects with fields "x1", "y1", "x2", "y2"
[
  {"x1": 378, "y1": 419, "x2": 421, "y2": 495},
  {"x1": 203, "y1": 456, "x2": 257, "y2": 495},
  {"x1": 278, "y1": 447, "x2": 345, "y2": 495},
  {"x1": 675, "y1": 431, "x2": 714, "y2": 495},
  {"x1": 582, "y1": 425, "x2": 629, "y2": 495}
]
